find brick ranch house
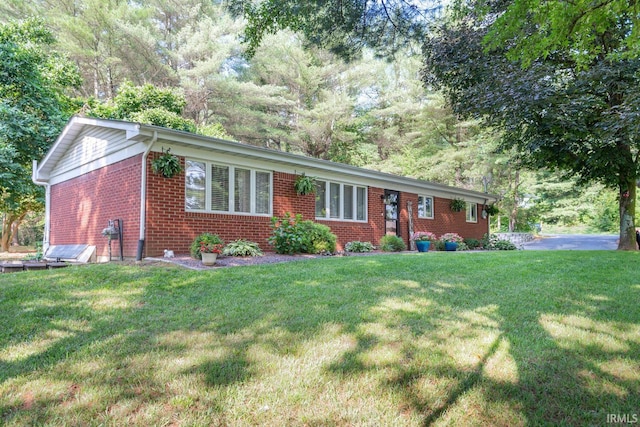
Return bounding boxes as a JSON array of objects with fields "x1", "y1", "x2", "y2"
[{"x1": 33, "y1": 116, "x2": 498, "y2": 262}]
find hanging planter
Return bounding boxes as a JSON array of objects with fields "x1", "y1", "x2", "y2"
[
  {"x1": 294, "y1": 173, "x2": 317, "y2": 195},
  {"x1": 151, "y1": 148, "x2": 182, "y2": 178},
  {"x1": 450, "y1": 197, "x2": 466, "y2": 212},
  {"x1": 484, "y1": 204, "x2": 499, "y2": 216}
]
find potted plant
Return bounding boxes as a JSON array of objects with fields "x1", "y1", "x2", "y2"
[
  {"x1": 440, "y1": 232, "x2": 464, "y2": 251},
  {"x1": 294, "y1": 173, "x2": 317, "y2": 195},
  {"x1": 190, "y1": 232, "x2": 224, "y2": 264},
  {"x1": 151, "y1": 148, "x2": 182, "y2": 178},
  {"x1": 484, "y1": 204, "x2": 499, "y2": 216},
  {"x1": 411, "y1": 231, "x2": 437, "y2": 252},
  {"x1": 200, "y1": 242, "x2": 223, "y2": 265},
  {"x1": 449, "y1": 198, "x2": 466, "y2": 212}
]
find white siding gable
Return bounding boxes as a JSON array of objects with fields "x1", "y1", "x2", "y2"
[{"x1": 46, "y1": 126, "x2": 147, "y2": 185}]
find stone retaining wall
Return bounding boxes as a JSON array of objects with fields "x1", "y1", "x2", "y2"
[{"x1": 494, "y1": 232, "x2": 535, "y2": 246}]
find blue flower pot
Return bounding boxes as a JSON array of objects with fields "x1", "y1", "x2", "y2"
[
  {"x1": 416, "y1": 241, "x2": 431, "y2": 252},
  {"x1": 444, "y1": 242, "x2": 459, "y2": 251}
]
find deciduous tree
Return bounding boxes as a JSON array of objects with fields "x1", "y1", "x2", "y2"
[
  {"x1": 0, "y1": 19, "x2": 81, "y2": 250},
  {"x1": 423, "y1": 1, "x2": 640, "y2": 249}
]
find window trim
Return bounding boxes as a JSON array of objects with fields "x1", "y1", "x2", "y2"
[
  {"x1": 417, "y1": 195, "x2": 435, "y2": 219},
  {"x1": 466, "y1": 202, "x2": 478, "y2": 223},
  {"x1": 315, "y1": 179, "x2": 367, "y2": 222},
  {"x1": 185, "y1": 158, "x2": 272, "y2": 216}
]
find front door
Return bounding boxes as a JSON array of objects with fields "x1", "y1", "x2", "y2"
[{"x1": 384, "y1": 190, "x2": 399, "y2": 236}]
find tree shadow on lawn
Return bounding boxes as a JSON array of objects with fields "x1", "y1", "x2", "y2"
[
  {"x1": 1, "y1": 252, "x2": 639, "y2": 425},
  {"x1": 323, "y1": 252, "x2": 640, "y2": 426}
]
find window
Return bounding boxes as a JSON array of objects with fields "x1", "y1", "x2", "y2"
[
  {"x1": 315, "y1": 180, "x2": 367, "y2": 221},
  {"x1": 234, "y1": 168, "x2": 251, "y2": 213},
  {"x1": 315, "y1": 181, "x2": 327, "y2": 217},
  {"x1": 255, "y1": 171, "x2": 270, "y2": 214},
  {"x1": 185, "y1": 159, "x2": 271, "y2": 215},
  {"x1": 417, "y1": 195, "x2": 434, "y2": 219},
  {"x1": 466, "y1": 202, "x2": 478, "y2": 223},
  {"x1": 185, "y1": 160, "x2": 206, "y2": 210},
  {"x1": 329, "y1": 182, "x2": 341, "y2": 219},
  {"x1": 356, "y1": 187, "x2": 366, "y2": 220},
  {"x1": 343, "y1": 185, "x2": 354, "y2": 220},
  {"x1": 211, "y1": 164, "x2": 229, "y2": 211}
]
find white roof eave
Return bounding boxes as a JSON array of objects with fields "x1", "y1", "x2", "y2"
[
  {"x1": 36, "y1": 116, "x2": 143, "y2": 181},
  {"x1": 36, "y1": 117, "x2": 498, "y2": 203}
]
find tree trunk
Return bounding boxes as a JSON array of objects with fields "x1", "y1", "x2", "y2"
[
  {"x1": 1, "y1": 213, "x2": 16, "y2": 252},
  {"x1": 11, "y1": 222, "x2": 19, "y2": 246},
  {"x1": 1, "y1": 211, "x2": 29, "y2": 251},
  {"x1": 93, "y1": 57, "x2": 99, "y2": 99},
  {"x1": 509, "y1": 169, "x2": 520, "y2": 232},
  {"x1": 10, "y1": 211, "x2": 28, "y2": 246},
  {"x1": 618, "y1": 180, "x2": 636, "y2": 250}
]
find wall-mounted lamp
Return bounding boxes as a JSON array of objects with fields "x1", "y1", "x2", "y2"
[{"x1": 381, "y1": 194, "x2": 394, "y2": 205}]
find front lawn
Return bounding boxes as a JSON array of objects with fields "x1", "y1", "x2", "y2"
[{"x1": 1, "y1": 251, "x2": 638, "y2": 426}]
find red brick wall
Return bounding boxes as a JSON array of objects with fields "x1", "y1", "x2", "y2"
[
  {"x1": 144, "y1": 154, "x2": 489, "y2": 255},
  {"x1": 50, "y1": 152, "x2": 490, "y2": 259},
  {"x1": 49, "y1": 155, "x2": 142, "y2": 259},
  {"x1": 274, "y1": 172, "x2": 315, "y2": 219},
  {"x1": 144, "y1": 157, "x2": 318, "y2": 256},
  {"x1": 317, "y1": 186, "x2": 386, "y2": 250},
  {"x1": 146, "y1": 162, "x2": 355, "y2": 255},
  {"x1": 144, "y1": 156, "x2": 393, "y2": 254},
  {"x1": 408, "y1": 193, "x2": 490, "y2": 241}
]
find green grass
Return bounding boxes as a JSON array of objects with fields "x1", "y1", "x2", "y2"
[{"x1": 1, "y1": 251, "x2": 639, "y2": 426}]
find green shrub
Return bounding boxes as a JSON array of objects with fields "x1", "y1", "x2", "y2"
[
  {"x1": 190, "y1": 233, "x2": 224, "y2": 259},
  {"x1": 456, "y1": 242, "x2": 469, "y2": 251},
  {"x1": 345, "y1": 241, "x2": 375, "y2": 253},
  {"x1": 379, "y1": 235, "x2": 406, "y2": 252},
  {"x1": 130, "y1": 108, "x2": 197, "y2": 133},
  {"x1": 482, "y1": 234, "x2": 518, "y2": 251},
  {"x1": 588, "y1": 190, "x2": 618, "y2": 233},
  {"x1": 268, "y1": 213, "x2": 337, "y2": 254},
  {"x1": 464, "y1": 238, "x2": 481, "y2": 249},
  {"x1": 223, "y1": 239, "x2": 263, "y2": 257},
  {"x1": 492, "y1": 240, "x2": 517, "y2": 250},
  {"x1": 433, "y1": 240, "x2": 445, "y2": 251},
  {"x1": 299, "y1": 221, "x2": 337, "y2": 254},
  {"x1": 269, "y1": 213, "x2": 306, "y2": 254}
]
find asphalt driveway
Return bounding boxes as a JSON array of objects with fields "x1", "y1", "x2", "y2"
[{"x1": 522, "y1": 234, "x2": 619, "y2": 250}]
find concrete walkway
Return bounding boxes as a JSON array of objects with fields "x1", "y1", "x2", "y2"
[{"x1": 522, "y1": 234, "x2": 619, "y2": 250}]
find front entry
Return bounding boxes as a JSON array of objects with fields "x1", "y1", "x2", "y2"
[{"x1": 384, "y1": 190, "x2": 399, "y2": 236}]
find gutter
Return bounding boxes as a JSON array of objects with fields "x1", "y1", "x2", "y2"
[
  {"x1": 31, "y1": 160, "x2": 51, "y2": 253},
  {"x1": 137, "y1": 130, "x2": 157, "y2": 261},
  {"x1": 139, "y1": 124, "x2": 499, "y2": 203}
]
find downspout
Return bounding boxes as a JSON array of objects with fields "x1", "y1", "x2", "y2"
[
  {"x1": 137, "y1": 130, "x2": 157, "y2": 261},
  {"x1": 32, "y1": 160, "x2": 51, "y2": 253}
]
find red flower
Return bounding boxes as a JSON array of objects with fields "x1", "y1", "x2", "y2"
[{"x1": 200, "y1": 242, "x2": 223, "y2": 254}]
